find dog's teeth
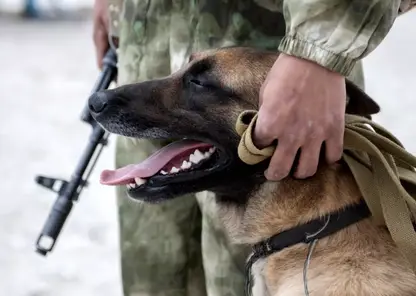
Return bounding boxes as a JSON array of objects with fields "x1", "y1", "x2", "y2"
[
  {"x1": 190, "y1": 149, "x2": 204, "y2": 164},
  {"x1": 170, "y1": 167, "x2": 179, "y2": 173},
  {"x1": 160, "y1": 170, "x2": 168, "y2": 175},
  {"x1": 194, "y1": 149, "x2": 204, "y2": 158},
  {"x1": 134, "y1": 177, "x2": 146, "y2": 185},
  {"x1": 128, "y1": 183, "x2": 137, "y2": 189},
  {"x1": 189, "y1": 154, "x2": 198, "y2": 164},
  {"x1": 204, "y1": 152, "x2": 211, "y2": 158},
  {"x1": 208, "y1": 147, "x2": 216, "y2": 154},
  {"x1": 181, "y1": 160, "x2": 192, "y2": 170}
]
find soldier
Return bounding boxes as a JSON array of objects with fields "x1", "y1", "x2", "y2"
[{"x1": 92, "y1": 1, "x2": 414, "y2": 295}]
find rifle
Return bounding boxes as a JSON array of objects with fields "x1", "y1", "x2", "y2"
[{"x1": 34, "y1": 49, "x2": 118, "y2": 256}]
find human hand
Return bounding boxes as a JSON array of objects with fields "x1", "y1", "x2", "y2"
[
  {"x1": 254, "y1": 53, "x2": 346, "y2": 181},
  {"x1": 93, "y1": 0, "x2": 110, "y2": 69}
]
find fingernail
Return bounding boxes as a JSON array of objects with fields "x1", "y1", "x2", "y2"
[
  {"x1": 294, "y1": 173, "x2": 306, "y2": 179},
  {"x1": 265, "y1": 170, "x2": 283, "y2": 181},
  {"x1": 295, "y1": 171, "x2": 315, "y2": 179}
]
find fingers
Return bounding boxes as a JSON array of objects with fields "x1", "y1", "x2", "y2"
[
  {"x1": 253, "y1": 109, "x2": 285, "y2": 149},
  {"x1": 93, "y1": 0, "x2": 110, "y2": 69},
  {"x1": 254, "y1": 53, "x2": 346, "y2": 181},
  {"x1": 265, "y1": 136, "x2": 301, "y2": 181},
  {"x1": 102, "y1": 4, "x2": 110, "y2": 29},
  {"x1": 294, "y1": 141, "x2": 323, "y2": 179},
  {"x1": 264, "y1": 130, "x2": 343, "y2": 181},
  {"x1": 253, "y1": 122, "x2": 275, "y2": 149},
  {"x1": 93, "y1": 24, "x2": 109, "y2": 69},
  {"x1": 262, "y1": 120, "x2": 344, "y2": 180},
  {"x1": 325, "y1": 123, "x2": 344, "y2": 164}
]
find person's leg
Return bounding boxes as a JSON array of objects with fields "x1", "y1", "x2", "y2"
[
  {"x1": 196, "y1": 192, "x2": 250, "y2": 296},
  {"x1": 115, "y1": 138, "x2": 206, "y2": 296},
  {"x1": 115, "y1": 1, "x2": 206, "y2": 295}
]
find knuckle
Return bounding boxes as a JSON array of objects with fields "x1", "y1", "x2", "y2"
[
  {"x1": 281, "y1": 125, "x2": 303, "y2": 143},
  {"x1": 257, "y1": 117, "x2": 281, "y2": 140},
  {"x1": 255, "y1": 129, "x2": 272, "y2": 145},
  {"x1": 276, "y1": 144, "x2": 293, "y2": 158},
  {"x1": 325, "y1": 114, "x2": 344, "y2": 131},
  {"x1": 307, "y1": 126, "x2": 325, "y2": 141},
  {"x1": 285, "y1": 132, "x2": 298, "y2": 145},
  {"x1": 257, "y1": 124, "x2": 272, "y2": 138}
]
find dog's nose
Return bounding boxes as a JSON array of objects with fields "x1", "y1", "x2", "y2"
[{"x1": 88, "y1": 91, "x2": 109, "y2": 114}]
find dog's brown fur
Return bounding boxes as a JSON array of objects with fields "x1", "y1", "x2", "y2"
[{"x1": 90, "y1": 47, "x2": 416, "y2": 295}]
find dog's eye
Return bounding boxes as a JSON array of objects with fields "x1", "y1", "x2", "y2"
[
  {"x1": 190, "y1": 79, "x2": 205, "y2": 87},
  {"x1": 189, "y1": 79, "x2": 216, "y2": 90}
]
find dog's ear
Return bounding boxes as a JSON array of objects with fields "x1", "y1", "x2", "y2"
[{"x1": 345, "y1": 80, "x2": 380, "y2": 118}]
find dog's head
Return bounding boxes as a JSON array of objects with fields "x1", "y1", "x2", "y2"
[{"x1": 88, "y1": 47, "x2": 380, "y2": 203}]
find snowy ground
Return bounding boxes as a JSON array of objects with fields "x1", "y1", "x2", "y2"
[{"x1": 0, "y1": 7, "x2": 415, "y2": 296}]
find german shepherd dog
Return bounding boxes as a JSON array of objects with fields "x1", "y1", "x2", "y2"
[{"x1": 88, "y1": 47, "x2": 416, "y2": 295}]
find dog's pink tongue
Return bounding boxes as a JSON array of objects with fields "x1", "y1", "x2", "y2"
[{"x1": 100, "y1": 140, "x2": 212, "y2": 185}]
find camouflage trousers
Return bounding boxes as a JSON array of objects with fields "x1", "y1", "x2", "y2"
[{"x1": 114, "y1": 13, "x2": 365, "y2": 296}]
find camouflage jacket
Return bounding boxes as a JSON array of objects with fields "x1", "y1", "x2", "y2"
[{"x1": 106, "y1": 0, "x2": 415, "y2": 76}]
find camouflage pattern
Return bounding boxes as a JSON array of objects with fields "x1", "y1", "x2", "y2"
[
  {"x1": 276, "y1": 0, "x2": 403, "y2": 76},
  {"x1": 107, "y1": 0, "x2": 408, "y2": 295},
  {"x1": 108, "y1": 0, "x2": 416, "y2": 77}
]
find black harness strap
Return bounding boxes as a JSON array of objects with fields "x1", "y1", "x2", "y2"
[{"x1": 244, "y1": 199, "x2": 371, "y2": 296}]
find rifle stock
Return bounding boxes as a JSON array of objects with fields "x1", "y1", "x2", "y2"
[{"x1": 35, "y1": 49, "x2": 118, "y2": 256}]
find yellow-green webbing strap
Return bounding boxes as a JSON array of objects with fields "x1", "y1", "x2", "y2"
[{"x1": 235, "y1": 110, "x2": 416, "y2": 272}]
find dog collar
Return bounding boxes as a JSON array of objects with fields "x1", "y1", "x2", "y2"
[{"x1": 244, "y1": 199, "x2": 371, "y2": 296}]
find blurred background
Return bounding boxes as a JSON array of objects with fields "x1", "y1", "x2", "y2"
[
  {"x1": 0, "y1": 1, "x2": 415, "y2": 295},
  {"x1": 1, "y1": 0, "x2": 121, "y2": 295}
]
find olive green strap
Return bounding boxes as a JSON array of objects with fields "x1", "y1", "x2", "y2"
[{"x1": 235, "y1": 111, "x2": 416, "y2": 272}]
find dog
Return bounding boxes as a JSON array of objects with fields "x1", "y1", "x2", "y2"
[{"x1": 88, "y1": 47, "x2": 416, "y2": 296}]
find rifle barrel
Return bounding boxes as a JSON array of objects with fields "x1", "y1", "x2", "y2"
[{"x1": 35, "y1": 49, "x2": 118, "y2": 256}]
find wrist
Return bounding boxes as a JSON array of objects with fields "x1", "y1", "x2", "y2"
[
  {"x1": 277, "y1": 52, "x2": 345, "y2": 81},
  {"x1": 278, "y1": 35, "x2": 355, "y2": 77}
]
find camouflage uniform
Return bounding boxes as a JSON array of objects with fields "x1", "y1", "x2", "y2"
[{"x1": 105, "y1": 0, "x2": 414, "y2": 295}]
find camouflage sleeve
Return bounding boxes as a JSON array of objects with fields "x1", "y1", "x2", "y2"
[{"x1": 256, "y1": 0, "x2": 403, "y2": 76}]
